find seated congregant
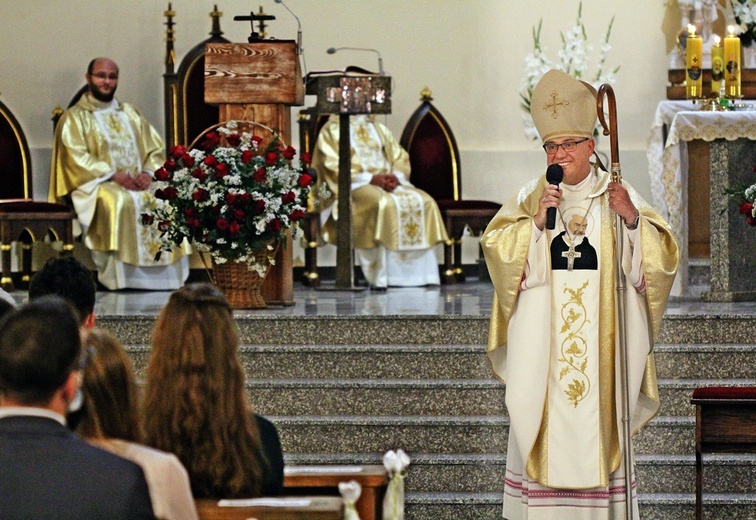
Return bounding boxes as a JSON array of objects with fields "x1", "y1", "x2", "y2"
[
  {"x1": 0, "y1": 297, "x2": 154, "y2": 518},
  {"x1": 76, "y1": 327, "x2": 198, "y2": 520},
  {"x1": 49, "y1": 57, "x2": 189, "y2": 290},
  {"x1": 312, "y1": 114, "x2": 449, "y2": 288},
  {"x1": 142, "y1": 283, "x2": 284, "y2": 498}
]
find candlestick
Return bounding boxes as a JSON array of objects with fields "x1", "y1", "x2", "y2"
[
  {"x1": 724, "y1": 25, "x2": 741, "y2": 98},
  {"x1": 711, "y1": 35, "x2": 724, "y2": 95},
  {"x1": 686, "y1": 24, "x2": 703, "y2": 99}
]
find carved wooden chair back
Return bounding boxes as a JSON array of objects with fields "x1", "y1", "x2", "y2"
[{"x1": 400, "y1": 88, "x2": 500, "y2": 283}]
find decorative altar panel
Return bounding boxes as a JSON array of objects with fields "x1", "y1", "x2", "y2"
[{"x1": 648, "y1": 101, "x2": 756, "y2": 296}]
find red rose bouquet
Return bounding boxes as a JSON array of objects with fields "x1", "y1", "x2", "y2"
[
  {"x1": 725, "y1": 163, "x2": 756, "y2": 227},
  {"x1": 143, "y1": 121, "x2": 313, "y2": 273}
]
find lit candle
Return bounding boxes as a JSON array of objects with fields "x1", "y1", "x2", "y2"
[
  {"x1": 686, "y1": 24, "x2": 703, "y2": 99},
  {"x1": 711, "y1": 35, "x2": 724, "y2": 96},
  {"x1": 724, "y1": 25, "x2": 741, "y2": 98}
]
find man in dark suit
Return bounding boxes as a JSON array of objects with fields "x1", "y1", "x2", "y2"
[{"x1": 0, "y1": 297, "x2": 154, "y2": 519}]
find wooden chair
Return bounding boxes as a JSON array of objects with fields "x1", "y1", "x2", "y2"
[
  {"x1": 691, "y1": 386, "x2": 756, "y2": 520},
  {"x1": 399, "y1": 88, "x2": 500, "y2": 283},
  {"x1": 196, "y1": 496, "x2": 343, "y2": 520},
  {"x1": 163, "y1": 4, "x2": 229, "y2": 149},
  {"x1": 0, "y1": 97, "x2": 74, "y2": 291},
  {"x1": 284, "y1": 464, "x2": 388, "y2": 520}
]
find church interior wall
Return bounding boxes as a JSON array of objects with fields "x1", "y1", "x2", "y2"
[{"x1": 0, "y1": 0, "x2": 685, "y2": 267}]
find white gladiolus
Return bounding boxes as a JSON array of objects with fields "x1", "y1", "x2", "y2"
[{"x1": 519, "y1": 1, "x2": 618, "y2": 140}]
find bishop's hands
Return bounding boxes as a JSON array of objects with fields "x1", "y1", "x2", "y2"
[
  {"x1": 534, "y1": 184, "x2": 562, "y2": 231},
  {"x1": 607, "y1": 181, "x2": 639, "y2": 228},
  {"x1": 112, "y1": 171, "x2": 152, "y2": 191},
  {"x1": 370, "y1": 173, "x2": 399, "y2": 192}
]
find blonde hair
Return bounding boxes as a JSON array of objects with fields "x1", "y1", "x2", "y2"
[{"x1": 142, "y1": 283, "x2": 268, "y2": 498}]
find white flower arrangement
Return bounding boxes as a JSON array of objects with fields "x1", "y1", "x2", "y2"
[
  {"x1": 731, "y1": 0, "x2": 756, "y2": 46},
  {"x1": 520, "y1": 2, "x2": 619, "y2": 140}
]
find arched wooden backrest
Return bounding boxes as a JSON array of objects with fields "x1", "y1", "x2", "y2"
[
  {"x1": 164, "y1": 5, "x2": 229, "y2": 148},
  {"x1": 0, "y1": 98, "x2": 32, "y2": 200},
  {"x1": 51, "y1": 85, "x2": 89, "y2": 132},
  {"x1": 298, "y1": 108, "x2": 330, "y2": 158},
  {"x1": 399, "y1": 87, "x2": 462, "y2": 202}
]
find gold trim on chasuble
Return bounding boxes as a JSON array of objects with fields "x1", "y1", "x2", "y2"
[
  {"x1": 526, "y1": 189, "x2": 620, "y2": 488},
  {"x1": 392, "y1": 190, "x2": 425, "y2": 248}
]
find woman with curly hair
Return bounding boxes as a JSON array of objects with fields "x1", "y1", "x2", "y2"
[
  {"x1": 142, "y1": 283, "x2": 284, "y2": 498},
  {"x1": 76, "y1": 327, "x2": 197, "y2": 520}
]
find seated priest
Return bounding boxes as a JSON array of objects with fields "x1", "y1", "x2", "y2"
[
  {"x1": 312, "y1": 114, "x2": 448, "y2": 288},
  {"x1": 49, "y1": 57, "x2": 189, "y2": 290}
]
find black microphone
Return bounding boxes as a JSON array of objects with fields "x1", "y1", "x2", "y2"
[
  {"x1": 545, "y1": 164, "x2": 563, "y2": 230},
  {"x1": 327, "y1": 47, "x2": 385, "y2": 75}
]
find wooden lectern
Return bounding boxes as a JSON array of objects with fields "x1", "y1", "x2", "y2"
[
  {"x1": 204, "y1": 41, "x2": 304, "y2": 305},
  {"x1": 307, "y1": 72, "x2": 391, "y2": 289}
]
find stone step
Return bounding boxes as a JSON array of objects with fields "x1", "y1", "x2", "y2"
[
  {"x1": 126, "y1": 343, "x2": 756, "y2": 382},
  {"x1": 636, "y1": 454, "x2": 756, "y2": 495},
  {"x1": 246, "y1": 378, "x2": 753, "y2": 418},
  {"x1": 99, "y1": 310, "x2": 756, "y2": 347},
  {"x1": 271, "y1": 415, "x2": 695, "y2": 456},
  {"x1": 639, "y1": 492, "x2": 756, "y2": 520},
  {"x1": 283, "y1": 452, "x2": 756, "y2": 495},
  {"x1": 248, "y1": 379, "x2": 505, "y2": 417},
  {"x1": 126, "y1": 344, "x2": 494, "y2": 380},
  {"x1": 655, "y1": 344, "x2": 756, "y2": 379},
  {"x1": 656, "y1": 378, "x2": 756, "y2": 416},
  {"x1": 402, "y1": 492, "x2": 756, "y2": 520}
]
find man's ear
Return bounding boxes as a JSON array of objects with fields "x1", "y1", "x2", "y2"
[
  {"x1": 83, "y1": 313, "x2": 96, "y2": 329},
  {"x1": 61, "y1": 371, "x2": 80, "y2": 404}
]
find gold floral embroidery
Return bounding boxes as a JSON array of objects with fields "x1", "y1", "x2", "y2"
[
  {"x1": 558, "y1": 280, "x2": 591, "y2": 407},
  {"x1": 394, "y1": 190, "x2": 424, "y2": 247}
]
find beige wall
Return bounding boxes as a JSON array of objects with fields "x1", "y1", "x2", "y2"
[{"x1": 0, "y1": 0, "x2": 687, "y2": 265}]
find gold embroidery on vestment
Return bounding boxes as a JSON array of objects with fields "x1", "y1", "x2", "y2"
[
  {"x1": 394, "y1": 190, "x2": 424, "y2": 247},
  {"x1": 558, "y1": 279, "x2": 592, "y2": 407}
]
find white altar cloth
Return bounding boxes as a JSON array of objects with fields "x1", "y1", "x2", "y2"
[{"x1": 647, "y1": 101, "x2": 756, "y2": 295}]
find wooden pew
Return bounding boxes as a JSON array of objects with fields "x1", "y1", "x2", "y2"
[
  {"x1": 284, "y1": 465, "x2": 388, "y2": 520},
  {"x1": 196, "y1": 496, "x2": 343, "y2": 520},
  {"x1": 691, "y1": 386, "x2": 756, "y2": 520}
]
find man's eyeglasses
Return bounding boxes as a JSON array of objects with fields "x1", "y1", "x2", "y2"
[
  {"x1": 90, "y1": 73, "x2": 118, "y2": 81},
  {"x1": 542, "y1": 138, "x2": 589, "y2": 154}
]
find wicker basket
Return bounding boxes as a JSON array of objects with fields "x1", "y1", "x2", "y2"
[{"x1": 210, "y1": 245, "x2": 276, "y2": 309}]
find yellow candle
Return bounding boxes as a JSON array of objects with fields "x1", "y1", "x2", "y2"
[
  {"x1": 711, "y1": 35, "x2": 724, "y2": 96},
  {"x1": 686, "y1": 24, "x2": 703, "y2": 99},
  {"x1": 724, "y1": 25, "x2": 741, "y2": 98}
]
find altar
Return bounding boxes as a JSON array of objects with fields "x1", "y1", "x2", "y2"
[{"x1": 648, "y1": 101, "x2": 756, "y2": 298}]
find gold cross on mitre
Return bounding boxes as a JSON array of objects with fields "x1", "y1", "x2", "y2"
[{"x1": 543, "y1": 90, "x2": 569, "y2": 119}]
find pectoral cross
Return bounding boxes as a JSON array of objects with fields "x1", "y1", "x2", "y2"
[{"x1": 562, "y1": 244, "x2": 581, "y2": 271}]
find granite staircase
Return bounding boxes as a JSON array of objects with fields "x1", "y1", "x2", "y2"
[{"x1": 111, "y1": 296, "x2": 756, "y2": 520}]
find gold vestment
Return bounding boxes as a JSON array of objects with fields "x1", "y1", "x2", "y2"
[
  {"x1": 481, "y1": 167, "x2": 679, "y2": 489},
  {"x1": 50, "y1": 94, "x2": 187, "y2": 271}
]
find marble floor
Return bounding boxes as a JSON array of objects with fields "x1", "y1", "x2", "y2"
[{"x1": 8, "y1": 277, "x2": 756, "y2": 318}]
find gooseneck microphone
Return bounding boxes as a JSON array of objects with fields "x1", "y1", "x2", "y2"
[
  {"x1": 545, "y1": 164, "x2": 564, "y2": 230},
  {"x1": 274, "y1": 0, "x2": 306, "y2": 74},
  {"x1": 326, "y1": 47, "x2": 385, "y2": 76}
]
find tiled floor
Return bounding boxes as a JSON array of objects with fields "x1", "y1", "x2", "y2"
[{"x1": 8, "y1": 278, "x2": 756, "y2": 318}]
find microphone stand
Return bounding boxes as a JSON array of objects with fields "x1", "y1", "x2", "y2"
[{"x1": 597, "y1": 83, "x2": 634, "y2": 520}]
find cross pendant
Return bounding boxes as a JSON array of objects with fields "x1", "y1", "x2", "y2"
[{"x1": 562, "y1": 244, "x2": 581, "y2": 271}]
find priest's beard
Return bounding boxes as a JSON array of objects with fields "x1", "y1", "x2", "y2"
[{"x1": 89, "y1": 83, "x2": 117, "y2": 103}]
